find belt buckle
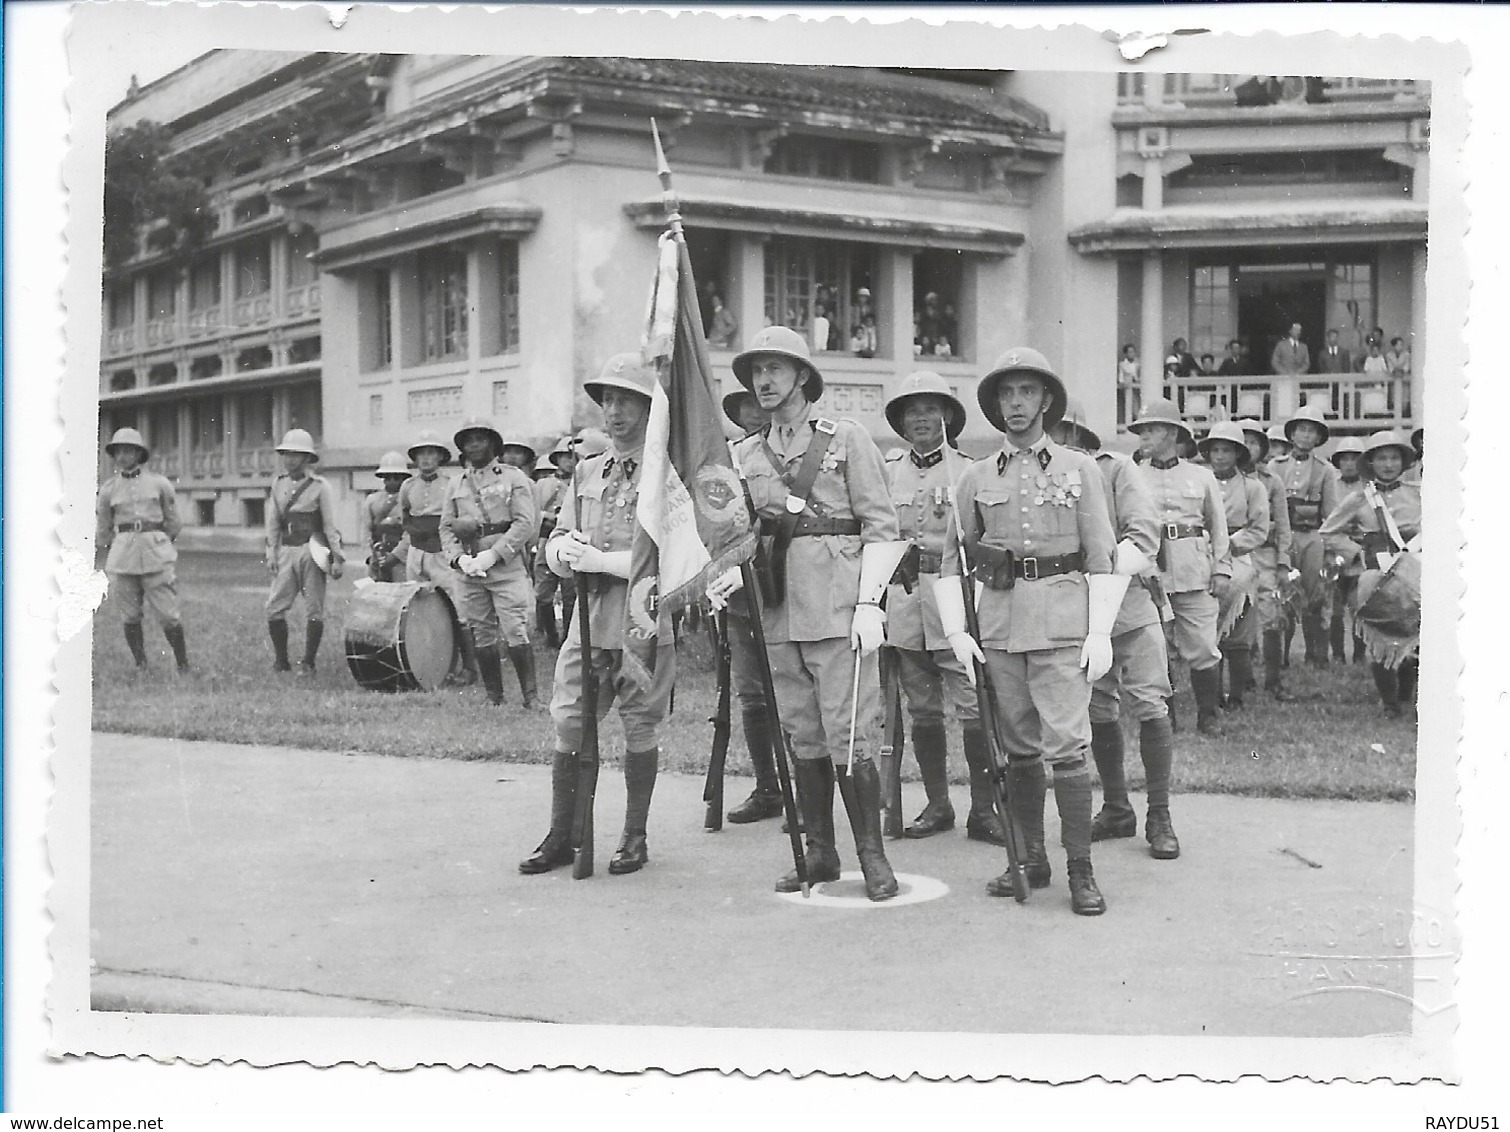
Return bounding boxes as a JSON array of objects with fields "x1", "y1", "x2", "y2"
[
  {"x1": 1021, "y1": 556, "x2": 1039, "y2": 581},
  {"x1": 129, "y1": 520, "x2": 145, "y2": 533},
  {"x1": 1164, "y1": 523, "x2": 1180, "y2": 540}
]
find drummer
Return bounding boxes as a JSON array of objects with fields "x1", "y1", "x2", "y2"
[
  {"x1": 399, "y1": 430, "x2": 480, "y2": 688},
  {"x1": 1197, "y1": 422, "x2": 1271, "y2": 712},
  {"x1": 362, "y1": 451, "x2": 411, "y2": 584},
  {"x1": 1318, "y1": 430, "x2": 1422, "y2": 717}
]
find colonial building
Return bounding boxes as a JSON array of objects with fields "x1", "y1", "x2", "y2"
[{"x1": 97, "y1": 56, "x2": 1429, "y2": 547}]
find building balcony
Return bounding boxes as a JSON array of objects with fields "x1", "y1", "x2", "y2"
[
  {"x1": 186, "y1": 306, "x2": 224, "y2": 338},
  {"x1": 1142, "y1": 372, "x2": 1415, "y2": 435},
  {"x1": 190, "y1": 451, "x2": 228, "y2": 478},
  {"x1": 235, "y1": 446, "x2": 279, "y2": 477},
  {"x1": 105, "y1": 327, "x2": 136, "y2": 354},
  {"x1": 284, "y1": 282, "x2": 321, "y2": 317},
  {"x1": 144, "y1": 316, "x2": 178, "y2": 347},
  {"x1": 230, "y1": 294, "x2": 274, "y2": 327},
  {"x1": 1117, "y1": 74, "x2": 1421, "y2": 108}
]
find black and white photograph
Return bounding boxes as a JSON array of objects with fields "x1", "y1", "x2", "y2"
[{"x1": 15, "y1": 0, "x2": 1495, "y2": 1112}]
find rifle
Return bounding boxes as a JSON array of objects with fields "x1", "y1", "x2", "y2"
[
  {"x1": 942, "y1": 451, "x2": 1030, "y2": 903},
  {"x1": 569, "y1": 464, "x2": 599, "y2": 880},
  {"x1": 878, "y1": 646, "x2": 906, "y2": 838},
  {"x1": 703, "y1": 608, "x2": 732, "y2": 831}
]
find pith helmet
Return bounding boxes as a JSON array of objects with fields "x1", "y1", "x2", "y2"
[
  {"x1": 499, "y1": 436, "x2": 538, "y2": 465},
  {"x1": 276, "y1": 428, "x2": 319, "y2": 460},
  {"x1": 1197, "y1": 421, "x2": 1252, "y2": 469},
  {"x1": 976, "y1": 346, "x2": 1067, "y2": 433},
  {"x1": 105, "y1": 426, "x2": 149, "y2": 459},
  {"x1": 722, "y1": 388, "x2": 762, "y2": 429},
  {"x1": 1265, "y1": 424, "x2": 1291, "y2": 447},
  {"x1": 1329, "y1": 436, "x2": 1366, "y2": 468},
  {"x1": 1236, "y1": 419, "x2": 1270, "y2": 461},
  {"x1": 1410, "y1": 426, "x2": 1424, "y2": 458},
  {"x1": 1050, "y1": 397, "x2": 1102, "y2": 452},
  {"x1": 586, "y1": 352, "x2": 656, "y2": 406},
  {"x1": 453, "y1": 416, "x2": 504, "y2": 458},
  {"x1": 533, "y1": 453, "x2": 558, "y2": 477},
  {"x1": 1365, "y1": 429, "x2": 1416, "y2": 468},
  {"x1": 885, "y1": 371, "x2": 967, "y2": 442},
  {"x1": 375, "y1": 450, "x2": 410, "y2": 477},
  {"x1": 549, "y1": 435, "x2": 575, "y2": 464},
  {"x1": 571, "y1": 426, "x2": 610, "y2": 460},
  {"x1": 1284, "y1": 402, "x2": 1332, "y2": 445},
  {"x1": 731, "y1": 326, "x2": 823, "y2": 401},
  {"x1": 407, "y1": 429, "x2": 453, "y2": 465},
  {"x1": 1127, "y1": 398, "x2": 1194, "y2": 447}
]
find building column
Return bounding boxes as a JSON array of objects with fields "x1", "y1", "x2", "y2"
[
  {"x1": 732, "y1": 234, "x2": 765, "y2": 353},
  {"x1": 1141, "y1": 154, "x2": 1164, "y2": 211},
  {"x1": 1139, "y1": 249, "x2": 1164, "y2": 409},
  {"x1": 881, "y1": 248, "x2": 914, "y2": 367}
]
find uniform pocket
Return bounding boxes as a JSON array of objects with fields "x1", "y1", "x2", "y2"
[
  {"x1": 974, "y1": 491, "x2": 1013, "y2": 541},
  {"x1": 1044, "y1": 575, "x2": 1089, "y2": 641}
]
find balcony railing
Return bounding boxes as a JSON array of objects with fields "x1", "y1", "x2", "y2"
[
  {"x1": 1117, "y1": 74, "x2": 1420, "y2": 107},
  {"x1": 231, "y1": 294, "x2": 274, "y2": 326},
  {"x1": 144, "y1": 317, "x2": 178, "y2": 347},
  {"x1": 186, "y1": 306, "x2": 224, "y2": 337},
  {"x1": 284, "y1": 283, "x2": 321, "y2": 317},
  {"x1": 104, "y1": 327, "x2": 135, "y2": 355},
  {"x1": 234, "y1": 447, "x2": 278, "y2": 477},
  {"x1": 1139, "y1": 372, "x2": 1414, "y2": 433}
]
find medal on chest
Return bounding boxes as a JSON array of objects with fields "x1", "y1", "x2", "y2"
[{"x1": 1031, "y1": 469, "x2": 1082, "y2": 508}]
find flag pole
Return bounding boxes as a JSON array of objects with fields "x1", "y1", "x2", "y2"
[{"x1": 651, "y1": 118, "x2": 686, "y2": 243}]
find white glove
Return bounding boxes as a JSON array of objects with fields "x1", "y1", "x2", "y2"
[
  {"x1": 544, "y1": 534, "x2": 579, "y2": 578},
  {"x1": 931, "y1": 576, "x2": 984, "y2": 683},
  {"x1": 706, "y1": 566, "x2": 743, "y2": 611},
  {"x1": 575, "y1": 547, "x2": 632, "y2": 579},
  {"x1": 850, "y1": 603, "x2": 886, "y2": 656},
  {"x1": 1079, "y1": 573, "x2": 1129, "y2": 683},
  {"x1": 470, "y1": 548, "x2": 499, "y2": 575},
  {"x1": 456, "y1": 553, "x2": 477, "y2": 575},
  {"x1": 1114, "y1": 538, "x2": 1153, "y2": 576}
]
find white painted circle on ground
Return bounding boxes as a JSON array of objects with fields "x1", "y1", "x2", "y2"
[{"x1": 774, "y1": 871, "x2": 949, "y2": 909}]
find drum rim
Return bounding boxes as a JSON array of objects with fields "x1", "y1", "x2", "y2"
[{"x1": 395, "y1": 584, "x2": 460, "y2": 693}]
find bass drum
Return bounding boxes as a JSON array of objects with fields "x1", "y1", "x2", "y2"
[{"x1": 345, "y1": 581, "x2": 459, "y2": 692}]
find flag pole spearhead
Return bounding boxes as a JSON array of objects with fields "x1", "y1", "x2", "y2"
[{"x1": 649, "y1": 117, "x2": 685, "y2": 239}]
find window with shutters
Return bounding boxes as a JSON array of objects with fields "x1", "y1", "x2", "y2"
[{"x1": 419, "y1": 245, "x2": 469, "y2": 362}]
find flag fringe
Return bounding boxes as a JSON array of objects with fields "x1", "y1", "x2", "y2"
[
  {"x1": 655, "y1": 531, "x2": 759, "y2": 619},
  {"x1": 1356, "y1": 621, "x2": 1419, "y2": 671}
]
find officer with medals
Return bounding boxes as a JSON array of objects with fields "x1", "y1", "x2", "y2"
[
  {"x1": 361, "y1": 451, "x2": 411, "y2": 583},
  {"x1": 1127, "y1": 400, "x2": 1232, "y2": 736},
  {"x1": 95, "y1": 427, "x2": 190, "y2": 673},
  {"x1": 264, "y1": 428, "x2": 344, "y2": 675},
  {"x1": 1237, "y1": 421, "x2": 1296, "y2": 700},
  {"x1": 880, "y1": 371, "x2": 1005, "y2": 846},
  {"x1": 1048, "y1": 406, "x2": 1179, "y2": 861},
  {"x1": 935, "y1": 348, "x2": 1121, "y2": 915},
  {"x1": 1268, "y1": 404, "x2": 1341, "y2": 666},
  {"x1": 723, "y1": 326, "x2": 906, "y2": 901},
  {"x1": 440, "y1": 417, "x2": 540, "y2": 707},
  {"x1": 523, "y1": 354, "x2": 675, "y2": 877}
]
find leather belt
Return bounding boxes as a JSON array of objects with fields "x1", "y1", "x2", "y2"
[
  {"x1": 1161, "y1": 523, "x2": 1206, "y2": 540},
  {"x1": 760, "y1": 515, "x2": 862, "y2": 538},
  {"x1": 973, "y1": 548, "x2": 1083, "y2": 588},
  {"x1": 116, "y1": 520, "x2": 164, "y2": 533}
]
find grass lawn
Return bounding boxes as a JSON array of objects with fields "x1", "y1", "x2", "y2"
[{"x1": 92, "y1": 553, "x2": 1418, "y2": 801}]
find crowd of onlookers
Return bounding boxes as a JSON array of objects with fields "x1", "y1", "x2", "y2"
[
  {"x1": 703, "y1": 284, "x2": 960, "y2": 360},
  {"x1": 1117, "y1": 326, "x2": 1412, "y2": 388}
]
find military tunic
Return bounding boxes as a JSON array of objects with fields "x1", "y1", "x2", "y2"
[
  {"x1": 1318, "y1": 478, "x2": 1422, "y2": 566},
  {"x1": 733, "y1": 403, "x2": 900, "y2": 765},
  {"x1": 1250, "y1": 466, "x2": 1294, "y2": 632},
  {"x1": 439, "y1": 458, "x2": 538, "y2": 649},
  {"x1": 532, "y1": 474, "x2": 571, "y2": 608},
  {"x1": 547, "y1": 446, "x2": 674, "y2": 753},
  {"x1": 360, "y1": 487, "x2": 408, "y2": 583},
  {"x1": 95, "y1": 467, "x2": 183, "y2": 625},
  {"x1": 1267, "y1": 450, "x2": 1339, "y2": 621},
  {"x1": 942, "y1": 436, "x2": 1116, "y2": 765},
  {"x1": 882, "y1": 444, "x2": 978, "y2": 727},
  {"x1": 1212, "y1": 468, "x2": 1271, "y2": 647},
  {"x1": 1137, "y1": 457, "x2": 1230, "y2": 670},
  {"x1": 399, "y1": 470, "x2": 466, "y2": 607},
  {"x1": 265, "y1": 472, "x2": 342, "y2": 620}
]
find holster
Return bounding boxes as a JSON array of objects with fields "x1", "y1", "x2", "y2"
[
  {"x1": 973, "y1": 542, "x2": 1017, "y2": 591},
  {"x1": 280, "y1": 512, "x2": 319, "y2": 546},
  {"x1": 1288, "y1": 497, "x2": 1322, "y2": 531},
  {"x1": 1141, "y1": 574, "x2": 1168, "y2": 610},
  {"x1": 890, "y1": 543, "x2": 922, "y2": 594},
  {"x1": 405, "y1": 515, "x2": 443, "y2": 554},
  {"x1": 755, "y1": 535, "x2": 781, "y2": 607}
]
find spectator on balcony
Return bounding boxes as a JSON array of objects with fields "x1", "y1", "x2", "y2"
[
  {"x1": 1270, "y1": 322, "x2": 1311, "y2": 378},
  {"x1": 1118, "y1": 343, "x2": 1141, "y2": 387},
  {"x1": 1361, "y1": 340, "x2": 1390, "y2": 377},
  {"x1": 1199, "y1": 353, "x2": 1217, "y2": 377},
  {"x1": 1319, "y1": 329, "x2": 1351, "y2": 375},
  {"x1": 1217, "y1": 340, "x2": 1245, "y2": 377},
  {"x1": 1386, "y1": 337, "x2": 1412, "y2": 379},
  {"x1": 811, "y1": 299, "x2": 835, "y2": 354},
  {"x1": 850, "y1": 288, "x2": 878, "y2": 357},
  {"x1": 706, "y1": 292, "x2": 739, "y2": 350},
  {"x1": 1169, "y1": 338, "x2": 1199, "y2": 377},
  {"x1": 916, "y1": 291, "x2": 954, "y2": 358}
]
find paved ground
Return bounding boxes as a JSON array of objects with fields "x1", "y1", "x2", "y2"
[{"x1": 91, "y1": 732, "x2": 1419, "y2": 1037}]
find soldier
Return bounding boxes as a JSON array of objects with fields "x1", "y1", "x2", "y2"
[
  {"x1": 264, "y1": 428, "x2": 344, "y2": 675},
  {"x1": 1197, "y1": 422, "x2": 1271, "y2": 711},
  {"x1": 1328, "y1": 436, "x2": 1368, "y2": 663},
  {"x1": 1048, "y1": 409, "x2": 1178, "y2": 860},
  {"x1": 722, "y1": 326, "x2": 906, "y2": 901},
  {"x1": 881, "y1": 371, "x2": 1005, "y2": 845},
  {"x1": 1237, "y1": 421, "x2": 1296, "y2": 699},
  {"x1": 532, "y1": 440, "x2": 574, "y2": 648},
  {"x1": 1268, "y1": 404, "x2": 1341, "y2": 665},
  {"x1": 361, "y1": 451, "x2": 410, "y2": 583},
  {"x1": 399, "y1": 430, "x2": 479, "y2": 688},
  {"x1": 1319, "y1": 430, "x2": 1422, "y2": 715},
  {"x1": 935, "y1": 348, "x2": 1121, "y2": 914},
  {"x1": 498, "y1": 437, "x2": 538, "y2": 473},
  {"x1": 722, "y1": 389, "x2": 769, "y2": 439},
  {"x1": 523, "y1": 355, "x2": 675, "y2": 876},
  {"x1": 1264, "y1": 425, "x2": 1292, "y2": 466},
  {"x1": 1127, "y1": 400, "x2": 1232, "y2": 736},
  {"x1": 95, "y1": 427, "x2": 190, "y2": 673}
]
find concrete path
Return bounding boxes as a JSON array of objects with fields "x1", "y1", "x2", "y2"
[{"x1": 91, "y1": 732, "x2": 1417, "y2": 1037}]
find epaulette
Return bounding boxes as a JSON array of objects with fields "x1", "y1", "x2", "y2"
[{"x1": 885, "y1": 448, "x2": 906, "y2": 463}]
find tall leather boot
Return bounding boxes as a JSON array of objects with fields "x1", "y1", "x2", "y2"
[
  {"x1": 476, "y1": 643, "x2": 506, "y2": 706},
  {"x1": 903, "y1": 722, "x2": 956, "y2": 838},
  {"x1": 507, "y1": 643, "x2": 540, "y2": 709},
  {"x1": 1372, "y1": 662, "x2": 1402, "y2": 717},
  {"x1": 1353, "y1": 631, "x2": 1367, "y2": 664},
  {"x1": 1191, "y1": 664, "x2": 1223, "y2": 735},
  {"x1": 163, "y1": 622, "x2": 190, "y2": 672},
  {"x1": 1329, "y1": 609, "x2": 1347, "y2": 662},
  {"x1": 1302, "y1": 613, "x2": 1328, "y2": 667},
  {"x1": 298, "y1": 619, "x2": 323, "y2": 676},
  {"x1": 1262, "y1": 630, "x2": 1291, "y2": 700},
  {"x1": 1397, "y1": 659, "x2": 1418, "y2": 709},
  {"x1": 123, "y1": 621, "x2": 148, "y2": 669},
  {"x1": 1283, "y1": 616, "x2": 1295, "y2": 668},
  {"x1": 988, "y1": 759, "x2": 1049, "y2": 894},
  {"x1": 961, "y1": 726, "x2": 1006, "y2": 845},
  {"x1": 775, "y1": 759, "x2": 840, "y2": 892},
  {"x1": 1139, "y1": 715, "x2": 1179, "y2": 859},
  {"x1": 837, "y1": 758, "x2": 899, "y2": 901},
  {"x1": 519, "y1": 751, "x2": 579, "y2": 874},
  {"x1": 268, "y1": 619, "x2": 291, "y2": 672},
  {"x1": 610, "y1": 748, "x2": 658, "y2": 875},
  {"x1": 536, "y1": 601, "x2": 560, "y2": 649},
  {"x1": 1090, "y1": 720, "x2": 1135, "y2": 839},
  {"x1": 1224, "y1": 647, "x2": 1252, "y2": 710},
  {"x1": 1066, "y1": 859, "x2": 1107, "y2": 917},
  {"x1": 1054, "y1": 765, "x2": 1104, "y2": 915},
  {"x1": 727, "y1": 706, "x2": 783, "y2": 823}
]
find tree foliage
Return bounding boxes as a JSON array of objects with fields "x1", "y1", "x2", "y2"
[{"x1": 103, "y1": 121, "x2": 215, "y2": 270}]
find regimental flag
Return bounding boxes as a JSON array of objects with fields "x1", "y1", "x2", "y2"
[{"x1": 621, "y1": 230, "x2": 757, "y2": 686}]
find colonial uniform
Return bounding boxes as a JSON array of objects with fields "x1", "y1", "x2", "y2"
[
  {"x1": 1268, "y1": 404, "x2": 1341, "y2": 664},
  {"x1": 440, "y1": 417, "x2": 539, "y2": 707},
  {"x1": 1237, "y1": 421, "x2": 1296, "y2": 698},
  {"x1": 1327, "y1": 437, "x2": 1368, "y2": 663},
  {"x1": 399, "y1": 429, "x2": 478, "y2": 687},
  {"x1": 881, "y1": 371, "x2": 1004, "y2": 845},
  {"x1": 940, "y1": 348, "x2": 1120, "y2": 914},
  {"x1": 732, "y1": 326, "x2": 905, "y2": 901},
  {"x1": 95, "y1": 428, "x2": 189, "y2": 671},
  {"x1": 521, "y1": 356, "x2": 675, "y2": 878},
  {"x1": 1129, "y1": 400, "x2": 1232, "y2": 735},
  {"x1": 264, "y1": 429, "x2": 343, "y2": 674},
  {"x1": 532, "y1": 461, "x2": 571, "y2": 647},
  {"x1": 361, "y1": 451, "x2": 410, "y2": 584}
]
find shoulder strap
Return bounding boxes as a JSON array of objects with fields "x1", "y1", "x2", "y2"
[
  {"x1": 464, "y1": 465, "x2": 491, "y2": 520},
  {"x1": 1363, "y1": 481, "x2": 1406, "y2": 551},
  {"x1": 272, "y1": 475, "x2": 316, "y2": 526}
]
